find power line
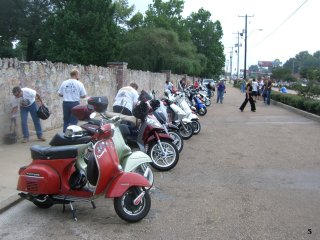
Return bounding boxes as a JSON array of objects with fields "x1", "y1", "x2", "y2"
[{"x1": 253, "y1": 0, "x2": 308, "y2": 48}]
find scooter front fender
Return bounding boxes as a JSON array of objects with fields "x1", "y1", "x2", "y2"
[
  {"x1": 122, "y1": 151, "x2": 152, "y2": 172},
  {"x1": 106, "y1": 172, "x2": 150, "y2": 198},
  {"x1": 182, "y1": 118, "x2": 192, "y2": 124},
  {"x1": 146, "y1": 133, "x2": 172, "y2": 143}
]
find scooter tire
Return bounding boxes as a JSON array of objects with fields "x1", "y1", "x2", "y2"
[
  {"x1": 191, "y1": 120, "x2": 201, "y2": 135},
  {"x1": 178, "y1": 123, "x2": 193, "y2": 140},
  {"x1": 197, "y1": 107, "x2": 207, "y2": 116},
  {"x1": 205, "y1": 99, "x2": 211, "y2": 107},
  {"x1": 114, "y1": 187, "x2": 151, "y2": 223},
  {"x1": 148, "y1": 139, "x2": 179, "y2": 171},
  {"x1": 168, "y1": 131, "x2": 184, "y2": 153}
]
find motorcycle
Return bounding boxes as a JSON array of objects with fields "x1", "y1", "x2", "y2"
[
  {"x1": 105, "y1": 101, "x2": 180, "y2": 171},
  {"x1": 185, "y1": 87, "x2": 207, "y2": 116},
  {"x1": 172, "y1": 92, "x2": 201, "y2": 135},
  {"x1": 17, "y1": 113, "x2": 151, "y2": 222},
  {"x1": 162, "y1": 92, "x2": 194, "y2": 140},
  {"x1": 49, "y1": 97, "x2": 154, "y2": 186},
  {"x1": 150, "y1": 99, "x2": 184, "y2": 153}
]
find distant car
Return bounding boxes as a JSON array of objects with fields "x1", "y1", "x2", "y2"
[{"x1": 202, "y1": 79, "x2": 216, "y2": 91}]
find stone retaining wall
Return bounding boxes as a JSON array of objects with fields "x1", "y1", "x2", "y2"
[{"x1": 0, "y1": 58, "x2": 197, "y2": 142}]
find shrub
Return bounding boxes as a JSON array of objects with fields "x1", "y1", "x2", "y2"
[{"x1": 271, "y1": 91, "x2": 320, "y2": 116}]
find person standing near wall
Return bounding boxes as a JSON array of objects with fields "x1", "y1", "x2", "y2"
[
  {"x1": 12, "y1": 86, "x2": 46, "y2": 143},
  {"x1": 58, "y1": 69, "x2": 87, "y2": 132},
  {"x1": 239, "y1": 80, "x2": 256, "y2": 112},
  {"x1": 112, "y1": 82, "x2": 139, "y2": 116}
]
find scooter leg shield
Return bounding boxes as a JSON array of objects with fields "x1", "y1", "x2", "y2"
[
  {"x1": 105, "y1": 172, "x2": 151, "y2": 198},
  {"x1": 121, "y1": 151, "x2": 152, "y2": 173},
  {"x1": 17, "y1": 164, "x2": 60, "y2": 194}
]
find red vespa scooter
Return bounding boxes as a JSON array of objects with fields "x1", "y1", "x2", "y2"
[{"x1": 17, "y1": 115, "x2": 151, "y2": 222}]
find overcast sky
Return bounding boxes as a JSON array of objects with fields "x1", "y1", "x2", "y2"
[{"x1": 127, "y1": 0, "x2": 320, "y2": 72}]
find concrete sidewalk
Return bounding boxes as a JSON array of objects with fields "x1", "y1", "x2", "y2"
[
  {"x1": 0, "y1": 84, "x2": 319, "y2": 213},
  {"x1": 0, "y1": 128, "x2": 60, "y2": 212}
]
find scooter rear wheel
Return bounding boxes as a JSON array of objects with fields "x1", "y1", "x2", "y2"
[
  {"x1": 148, "y1": 139, "x2": 179, "y2": 171},
  {"x1": 114, "y1": 187, "x2": 151, "y2": 223}
]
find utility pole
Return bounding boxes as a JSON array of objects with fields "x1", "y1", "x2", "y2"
[
  {"x1": 239, "y1": 14, "x2": 254, "y2": 80},
  {"x1": 229, "y1": 47, "x2": 233, "y2": 81},
  {"x1": 233, "y1": 31, "x2": 240, "y2": 79}
]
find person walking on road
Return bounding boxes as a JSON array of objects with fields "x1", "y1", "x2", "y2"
[
  {"x1": 239, "y1": 80, "x2": 256, "y2": 112},
  {"x1": 58, "y1": 69, "x2": 87, "y2": 132},
  {"x1": 12, "y1": 86, "x2": 46, "y2": 143},
  {"x1": 216, "y1": 80, "x2": 226, "y2": 104},
  {"x1": 252, "y1": 78, "x2": 258, "y2": 102}
]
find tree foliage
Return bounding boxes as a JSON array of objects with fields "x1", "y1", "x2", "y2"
[
  {"x1": 121, "y1": 27, "x2": 205, "y2": 75},
  {"x1": 43, "y1": 0, "x2": 120, "y2": 65},
  {"x1": 185, "y1": 8, "x2": 225, "y2": 78}
]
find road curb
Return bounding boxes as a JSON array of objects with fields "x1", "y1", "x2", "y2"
[
  {"x1": 271, "y1": 100, "x2": 320, "y2": 123},
  {"x1": 0, "y1": 194, "x2": 23, "y2": 214}
]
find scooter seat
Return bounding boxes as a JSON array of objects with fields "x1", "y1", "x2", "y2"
[{"x1": 30, "y1": 145, "x2": 78, "y2": 160}]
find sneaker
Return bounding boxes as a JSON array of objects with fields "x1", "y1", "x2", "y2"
[
  {"x1": 251, "y1": 110, "x2": 256, "y2": 112},
  {"x1": 38, "y1": 137, "x2": 46, "y2": 141},
  {"x1": 22, "y1": 138, "x2": 29, "y2": 143}
]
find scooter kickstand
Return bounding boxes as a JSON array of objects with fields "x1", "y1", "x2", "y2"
[
  {"x1": 62, "y1": 204, "x2": 66, "y2": 213},
  {"x1": 91, "y1": 200, "x2": 96, "y2": 209},
  {"x1": 69, "y1": 202, "x2": 78, "y2": 221}
]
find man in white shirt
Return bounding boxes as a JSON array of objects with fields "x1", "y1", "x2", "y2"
[
  {"x1": 58, "y1": 69, "x2": 87, "y2": 132},
  {"x1": 12, "y1": 86, "x2": 46, "y2": 143},
  {"x1": 252, "y1": 78, "x2": 259, "y2": 102},
  {"x1": 112, "y1": 82, "x2": 139, "y2": 116}
]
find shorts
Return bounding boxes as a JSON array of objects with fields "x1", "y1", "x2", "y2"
[{"x1": 252, "y1": 91, "x2": 258, "y2": 96}]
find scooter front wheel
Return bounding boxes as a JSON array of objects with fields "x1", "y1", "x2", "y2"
[
  {"x1": 114, "y1": 187, "x2": 151, "y2": 223},
  {"x1": 191, "y1": 120, "x2": 201, "y2": 135},
  {"x1": 148, "y1": 139, "x2": 179, "y2": 171},
  {"x1": 178, "y1": 123, "x2": 193, "y2": 140},
  {"x1": 205, "y1": 98, "x2": 211, "y2": 107},
  {"x1": 168, "y1": 131, "x2": 184, "y2": 153},
  {"x1": 197, "y1": 107, "x2": 207, "y2": 116}
]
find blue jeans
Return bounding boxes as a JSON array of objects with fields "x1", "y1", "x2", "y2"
[
  {"x1": 207, "y1": 89, "x2": 211, "y2": 99},
  {"x1": 63, "y1": 101, "x2": 80, "y2": 132},
  {"x1": 217, "y1": 91, "x2": 224, "y2": 103},
  {"x1": 20, "y1": 102, "x2": 43, "y2": 139},
  {"x1": 266, "y1": 90, "x2": 271, "y2": 105}
]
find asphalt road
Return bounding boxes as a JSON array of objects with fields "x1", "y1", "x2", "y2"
[{"x1": 1, "y1": 85, "x2": 320, "y2": 240}]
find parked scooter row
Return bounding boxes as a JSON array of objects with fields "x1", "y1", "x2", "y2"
[{"x1": 16, "y1": 85, "x2": 212, "y2": 223}]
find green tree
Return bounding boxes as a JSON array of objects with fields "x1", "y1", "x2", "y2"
[
  {"x1": 121, "y1": 27, "x2": 205, "y2": 75},
  {"x1": 271, "y1": 67, "x2": 292, "y2": 81},
  {"x1": 43, "y1": 0, "x2": 120, "y2": 65},
  {"x1": 144, "y1": 0, "x2": 189, "y2": 41},
  {"x1": 186, "y1": 8, "x2": 225, "y2": 78}
]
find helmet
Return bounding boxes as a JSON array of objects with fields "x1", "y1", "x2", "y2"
[
  {"x1": 133, "y1": 101, "x2": 149, "y2": 120},
  {"x1": 69, "y1": 169, "x2": 87, "y2": 190},
  {"x1": 64, "y1": 125, "x2": 83, "y2": 138}
]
